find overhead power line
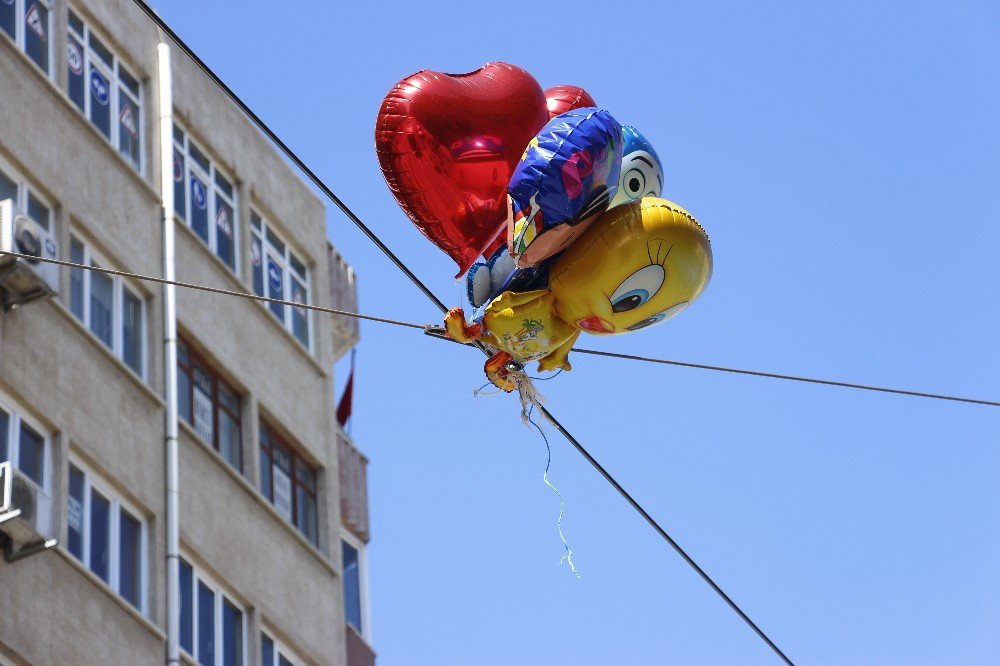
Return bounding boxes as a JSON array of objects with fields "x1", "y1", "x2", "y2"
[
  {"x1": 8, "y1": 252, "x2": 994, "y2": 411},
  {"x1": 115, "y1": 4, "x2": 797, "y2": 662}
]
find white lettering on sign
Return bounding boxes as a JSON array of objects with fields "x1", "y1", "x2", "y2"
[
  {"x1": 273, "y1": 467, "x2": 292, "y2": 521},
  {"x1": 68, "y1": 496, "x2": 83, "y2": 532},
  {"x1": 194, "y1": 387, "x2": 214, "y2": 444}
]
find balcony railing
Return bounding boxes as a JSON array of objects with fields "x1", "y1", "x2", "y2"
[
  {"x1": 337, "y1": 428, "x2": 369, "y2": 543},
  {"x1": 327, "y1": 243, "x2": 360, "y2": 361}
]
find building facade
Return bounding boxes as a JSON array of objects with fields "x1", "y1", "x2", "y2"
[{"x1": 0, "y1": 1, "x2": 374, "y2": 664}]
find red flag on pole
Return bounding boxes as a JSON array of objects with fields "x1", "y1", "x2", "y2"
[{"x1": 336, "y1": 351, "x2": 355, "y2": 428}]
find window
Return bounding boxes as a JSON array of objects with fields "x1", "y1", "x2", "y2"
[
  {"x1": 178, "y1": 558, "x2": 246, "y2": 666},
  {"x1": 258, "y1": 421, "x2": 318, "y2": 545},
  {"x1": 173, "y1": 125, "x2": 238, "y2": 271},
  {"x1": 0, "y1": 400, "x2": 47, "y2": 489},
  {"x1": 66, "y1": 9, "x2": 143, "y2": 171},
  {"x1": 0, "y1": 0, "x2": 51, "y2": 74},
  {"x1": 260, "y1": 632, "x2": 303, "y2": 666},
  {"x1": 177, "y1": 340, "x2": 242, "y2": 472},
  {"x1": 341, "y1": 533, "x2": 369, "y2": 639},
  {"x1": 0, "y1": 163, "x2": 51, "y2": 231},
  {"x1": 68, "y1": 235, "x2": 146, "y2": 377},
  {"x1": 250, "y1": 212, "x2": 310, "y2": 349},
  {"x1": 66, "y1": 462, "x2": 147, "y2": 613}
]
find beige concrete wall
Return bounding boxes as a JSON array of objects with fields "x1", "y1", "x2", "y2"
[{"x1": 0, "y1": 0, "x2": 356, "y2": 664}]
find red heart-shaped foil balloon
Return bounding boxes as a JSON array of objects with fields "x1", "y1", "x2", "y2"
[{"x1": 376, "y1": 63, "x2": 548, "y2": 277}]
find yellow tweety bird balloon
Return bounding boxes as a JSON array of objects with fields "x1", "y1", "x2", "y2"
[{"x1": 445, "y1": 197, "x2": 713, "y2": 390}]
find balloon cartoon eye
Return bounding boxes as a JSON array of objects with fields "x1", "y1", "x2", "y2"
[
  {"x1": 623, "y1": 168, "x2": 646, "y2": 199},
  {"x1": 610, "y1": 264, "x2": 665, "y2": 313},
  {"x1": 626, "y1": 301, "x2": 689, "y2": 331}
]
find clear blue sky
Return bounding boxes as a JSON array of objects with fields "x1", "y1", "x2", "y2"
[{"x1": 155, "y1": 1, "x2": 1000, "y2": 663}]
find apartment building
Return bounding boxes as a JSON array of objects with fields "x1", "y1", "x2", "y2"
[{"x1": 0, "y1": 1, "x2": 374, "y2": 664}]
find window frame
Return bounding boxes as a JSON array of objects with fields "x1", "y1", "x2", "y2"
[
  {"x1": 173, "y1": 124, "x2": 239, "y2": 274},
  {"x1": 66, "y1": 7, "x2": 144, "y2": 172},
  {"x1": 0, "y1": 159, "x2": 52, "y2": 232},
  {"x1": 179, "y1": 557, "x2": 248, "y2": 666},
  {"x1": 258, "y1": 420, "x2": 319, "y2": 545},
  {"x1": 341, "y1": 529, "x2": 371, "y2": 642},
  {"x1": 68, "y1": 234, "x2": 148, "y2": 379},
  {"x1": 260, "y1": 631, "x2": 305, "y2": 666},
  {"x1": 65, "y1": 458, "x2": 149, "y2": 615},
  {"x1": 0, "y1": 0, "x2": 53, "y2": 76},
  {"x1": 176, "y1": 338, "x2": 243, "y2": 472},
  {"x1": 0, "y1": 394, "x2": 50, "y2": 492},
  {"x1": 249, "y1": 211, "x2": 311, "y2": 351}
]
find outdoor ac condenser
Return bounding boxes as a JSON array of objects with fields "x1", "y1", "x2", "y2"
[
  {"x1": 0, "y1": 198, "x2": 59, "y2": 309},
  {"x1": 0, "y1": 463, "x2": 56, "y2": 558}
]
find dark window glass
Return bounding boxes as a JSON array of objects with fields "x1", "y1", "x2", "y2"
[
  {"x1": 261, "y1": 635, "x2": 274, "y2": 666},
  {"x1": 90, "y1": 491, "x2": 111, "y2": 582},
  {"x1": 70, "y1": 238, "x2": 85, "y2": 319},
  {"x1": 67, "y1": 9, "x2": 83, "y2": 34},
  {"x1": 180, "y1": 559, "x2": 194, "y2": 654},
  {"x1": 172, "y1": 123, "x2": 184, "y2": 143},
  {"x1": 189, "y1": 144, "x2": 210, "y2": 173},
  {"x1": 173, "y1": 149, "x2": 186, "y2": 218},
  {"x1": 119, "y1": 67, "x2": 139, "y2": 97},
  {"x1": 259, "y1": 447, "x2": 271, "y2": 501},
  {"x1": 0, "y1": 0, "x2": 14, "y2": 39},
  {"x1": 119, "y1": 509, "x2": 142, "y2": 608},
  {"x1": 250, "y1": 213, "x2": 261, "y2": 230},
  {"x1": 89, "y1": 64, "x2": 112, "y2": 138},
  {"x1": 0, "y1": 169, "x2": 16, "y2": 203},
  {"x1": 214, "y1": 172, "x2": 233, "y2": 199},
  {"x1": 0, "y1": 410, "x2": 8, "y2": 462},
  {"x1": 342, "y1": 540, "x2": 362, "y2": 632},
  {"x1": 251, "y1": 236, "x2": 264, "y2": 297},
  {"x1": 279, "y1": 656, "x2": 293, "y2": 666},
  {"x1": 68, "y1": 35, "x2": 85, "y2": 111},
  {"x1": 189, "y1": 174, "x2": 209, "y2": 241},
  {"x1": 118, "y1": 93, "x2": 140, "y2": 169},
  {"x1": 26, "y1": 193, "x2": 48, "y2": 230},
  {"x1": 89, "y1": 267, "x2": 114, "y2": 348},
  {"x1": 87, "y1": 31, "x2": 111, "y2": 67},
  {"x1": 197, "y1": 581, "x2": 215, "y2": 666},
  {"x1": 222, "y1": 599, "x2": 243, "y2": 666},
  {"x1": 122, "y1": 290, "x2": 143, "y2": 375},
  {"x1": 18, "y1": 422, "x2": 43, "y2": 486},
  {"x1": 289, "y1": 253, "x2": 306, "y2": 278},
  {"x1": 24, "y1": 1, "x2": 49, "y2": 72},
  {"x1": 266, "y1": 256, "x2": 284, "y2": 321},
  {"x1": 215, "y1": 199, "x2": 235, "y2": 268},
  {"x1": 291, "y1": 278, "x2": 309, "y2": 348},
  {"x1": 218, "y1": 408, "x2": 240, "y2": 471},
  {"x1": 67, "y1": 465, "x2": 85, "y2": 559},
  {"x1": 178, "y1": 367, "x2": 192, "y2": 426},
  {"x1": 296, "y1": 485, "x2": 317, "y2": 545},
  {"x1": 265, "y1": 228, "x2": 285, "y2": 255}
]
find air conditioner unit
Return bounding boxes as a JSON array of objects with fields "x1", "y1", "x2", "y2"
[
  {"x1": 0, "y1": 463, "x2": 56, "y2": 561},
  {"x1": 0, "y1": 198, "x2": 59, "y2": 309}
]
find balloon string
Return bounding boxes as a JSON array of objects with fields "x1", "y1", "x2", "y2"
[{"x1": 527, "y1": 404, "x2": 580, "y2": 578}]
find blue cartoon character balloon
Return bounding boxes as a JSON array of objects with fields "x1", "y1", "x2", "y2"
[
  {"x1": 610, "y1": 125, "x2": 664, "y2": 208},
  {"x1": 506, "y1": 108, "x2": 622, "y2": 268}
]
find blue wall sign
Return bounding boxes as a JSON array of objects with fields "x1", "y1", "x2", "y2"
[
  {"x1": 190, "y1": 178, "x2": 207, "y2": 210},
  {"x1": 267, "y1": 260, "x2": 283, "y2": 292}
]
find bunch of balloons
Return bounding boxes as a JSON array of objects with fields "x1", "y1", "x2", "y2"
[{"x1": 376, "y1": 63, "x2": 713, "y2": 391}]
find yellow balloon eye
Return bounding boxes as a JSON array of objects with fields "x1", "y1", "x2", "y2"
[{"x1": 609, "y1": 264, "x2": 665, "y2": 312}]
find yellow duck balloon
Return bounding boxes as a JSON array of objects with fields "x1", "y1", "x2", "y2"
[{"x1": 445, "y1": 197, "x2": 713, "y2": 391}]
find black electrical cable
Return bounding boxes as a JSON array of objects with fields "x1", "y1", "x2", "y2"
[{"x1": 118, "y1": 6, "x2": 797, "y2": 662}]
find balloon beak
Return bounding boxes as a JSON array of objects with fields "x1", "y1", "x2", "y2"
[{"x1": 577, "y1": 315, "x2": 615, "y2": 334}]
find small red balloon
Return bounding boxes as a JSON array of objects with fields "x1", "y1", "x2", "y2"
[
  {"x1": 544, "y1": 85, "x2": 597, "y2": 119},
  {"x1": 376, "y1": 63, "x2": 549, "y2": 277}
]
